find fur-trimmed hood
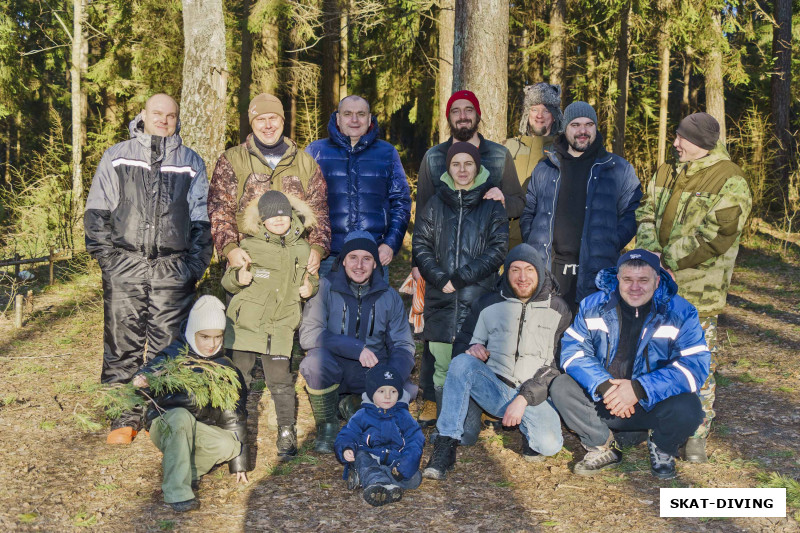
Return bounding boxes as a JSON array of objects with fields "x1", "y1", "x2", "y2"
[{"x1": 240, "y1": 192, "x2": 317, "y2": 238}]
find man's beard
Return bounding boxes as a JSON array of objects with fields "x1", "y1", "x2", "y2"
[
  {"x1": 567, "y1": 134, "x2": 594, "y2": 153},
  {"x1": 450, "y1": 118, "x2": 480, "y2": 142},
  {"x1": 529, "y1": 123, "x2": 551, "y2": 136}
]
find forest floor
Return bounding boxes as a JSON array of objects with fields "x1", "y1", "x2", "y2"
[{"x1": 0, "y1": 227, "x2": 799, "y2": 532}]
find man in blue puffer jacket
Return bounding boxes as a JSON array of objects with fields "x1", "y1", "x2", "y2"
[
  {"x1": 550, "y1": 249, "x2": 709, "y2": 480},
  {"x1": 306, "y1": 96, "x2": 411, "y2": 279}
]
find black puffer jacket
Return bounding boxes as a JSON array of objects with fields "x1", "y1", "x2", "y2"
[
  {"x1": 412, "y1": 167, "x2": 509, "y2": 343},
  {"x1": 137, "y1": 338, "x2": 249, "y2": 473}
]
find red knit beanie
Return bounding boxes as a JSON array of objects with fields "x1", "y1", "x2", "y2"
[{"x1": 446, "y1": 90, "x2": 481, "y2": 117}]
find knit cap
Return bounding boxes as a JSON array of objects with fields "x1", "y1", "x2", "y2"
[
  {"x1": 563, "y1": 101, "x2": 598, "y2": 126},
  {"x1": 617, "y1": 248, "x2": 661, "y2": 274},
  {"x1": 676, "y1": 112, "x2": 720, "y2": 151},
  {"x1": 185, "y1": 295, "x2": 227, "y2": 357},
  {"x1": 339, "y1": 230, "x2": 382, "y2": 274},
  {"x1": 446, "y1": 90, "x2": 481, "y2": 117},
  {"x1": 519, "y1": 83, "x2": 563, "y2": 135},
  {"x1": 257, "y1": 190, "x2": 292, "y2": 222},
  {"x1": 446, "y1": 141, "x2": 481, "y2": 169},
  {"x1": 248, "y1": 93, "x2": 285, "y2": 125},
  {"x1": 365, "y1": 364, "x2": 404, "y2": 403}
]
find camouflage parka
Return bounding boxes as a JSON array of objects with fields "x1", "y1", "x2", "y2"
[{"x1": 636, "y1": 142, "x2": 752, "y2": 317}]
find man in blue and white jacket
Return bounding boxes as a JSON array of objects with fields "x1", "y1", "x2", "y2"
[{"x1": 550, "y1": 249, "x2": 709, "y2": 480}]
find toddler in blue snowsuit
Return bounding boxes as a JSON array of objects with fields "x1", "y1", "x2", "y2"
[{"x1": 334, "y1": 364, "x2": 424, "y2": 506}]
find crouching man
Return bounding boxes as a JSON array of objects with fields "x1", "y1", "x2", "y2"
[
  {"x1": 550, "y1": 249, "x2": 709, "y2": 479},
  {"x1": 423, "y1": 244, "x2": 572, "y2": 479}
]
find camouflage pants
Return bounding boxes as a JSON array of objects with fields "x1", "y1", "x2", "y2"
[{"x1": 694, "y1": 315, "x2": 717, "y2": 438}]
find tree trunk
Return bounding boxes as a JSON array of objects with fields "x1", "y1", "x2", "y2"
[
  {"x1": 612, "y1": 1, "x2": 631, "y2": 157},
  {"x1": 252, "y1": 0, "x2": 280, "y2": 96},
  {"x1": 181, "y1": 0, "x2": 228, "y2": 172},
  {"x1": 549, "y1": 0, "x2": 566, "y2": 90},
  {"x1": 586, "y1": 44, "x2": 597, "y2": 106},
  {"x1": 71, "y1": 0, "x2": 85, "y2": 214},
  {"x1": 287, "y1": 50, "x2": 299, "y2": 138},
  {"x1": 656, "y1": 0, "x2": 673, "y2": 166},
  {"x1": 771, "y1": 0, "x2": 793, "y2": 191},
  {"x1": 705, "y1": 10, "x2": 726, "y2": 143},
  {"x1": 681, "y1": 50, "x2": 692, "y2": 116},
  {"x1": 437, "y1": 0, "x2": 455, "y2": 143},
  {"x1": 338, "y1": 0, "x2": 349, "y2": 98},
  {"x1": 238, "y1": 0, "x2": 254, "y2": 142},
  {"x1": 321, "y1": 0, "x2": 341, "y2": 122},
  {"x1": 453, "y1": 0, "x2": 509, "y2": 141}
]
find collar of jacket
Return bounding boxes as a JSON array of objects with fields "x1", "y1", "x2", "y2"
[
  {"x1": 595, "y1": 266, "x2": 678, "y2": 315},
  {"x1": 675, "y1": 140, "x2": 732, "y2": 177},
  {"x1": 245, "y1": 133, "x2": 298, "y2": 170},
  {"x1": 329, "y1": 264, "x2": 389, "y2": 297},
  {"x1": 128, "y1": 111, "x2": 183, "y2": 160},
  {"x1": 436, "y1": 166, "x2": 492, "y2": 207},
  {"x1": 327, "y1": 112, "x2": 381, "y2": 153}
]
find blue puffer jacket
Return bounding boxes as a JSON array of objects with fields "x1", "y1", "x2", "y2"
[
  {"x1": 305, "y1": 113, "x2": 411, "y2": 255},
  {"x1": 559, "y1": 267, "x2": 710, "y2": 411},
  {"x1": 519, "y1": 139, "x2": 642, "y2": 302},
  {"x1": 334, "y1": 390, "x2": 425, "y2": 480}
]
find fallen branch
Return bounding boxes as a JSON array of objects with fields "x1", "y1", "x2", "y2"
[{"x1": 0, "y1": 353, "x2": 72, "y2": 359}]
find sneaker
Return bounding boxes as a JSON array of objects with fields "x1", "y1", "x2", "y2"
[
  {"x1": 416, "y1": 400, "x2": 438, "y2": 428},
  {"x1": 363, "y1": 484, "x2": 403, "y2": 507},
  {"x1": 422, "y1": 435, "x2": 458, "y2": 480},
  {"x1": 346, "y1": 467, "x2": 360, "y2": 490},
  {"x1": 276, "y1": 425, "x2": 298, "y2": 460},
  {"x1": 169, "y1": 498, "x2": 200, "y2": 513},
  {"x1": 573, "y1": 439, "x2": 622, "y2": 476},
  {"x1": 521, "y1": 440, "x2": 546, "y2": 463},
  {"x1": 682, "y1": 437, "x2": 708, "y2": 463},
  {"x1": 648, "y1": 437, "x2": 677, "y2": 479},
  {"x1": 106, "y1": 426, "x2": 137, "y2": 445}
]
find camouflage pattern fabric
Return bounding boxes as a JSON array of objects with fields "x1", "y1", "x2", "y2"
[{"x1": 694, "y1": 315, "x2": 717, "y2": 438}]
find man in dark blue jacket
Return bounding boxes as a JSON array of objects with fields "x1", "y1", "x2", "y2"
[
  {"x1": 520, "y1": 101, "x2": 642, "y2": 314},
  {"x1": 306, "y1": 96, "x2": 411, "y2": 279},
  {"x1": 550, "y1": 249, "x2": 709, "y2": 480}
]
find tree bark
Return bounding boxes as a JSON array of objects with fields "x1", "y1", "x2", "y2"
[
  {"x1": 437, "y1": 0, "x2": 455, "y2": 143},
  {"x1": 549, "y1": 0, "x2": 566, "y2": 90},
  {"x1": 321, "y1": 0, "x2": 341, "y2": 122},
  {"x1": 181, "y1": 0, "x2": 228, "y2": 172},
  {"x1": 338, "y1": 0, "x2": 349, "y2": 98},
  {"x1": 681, "y1": 50, "x2": 692, "y2": 117},
  {"x1": 705, "y1": 10, "x2": 726, "y2": 144},
  {"x1": 586, "y1": 43, "x2": 596, "y2": 106},
  {"x1": 453, "y1": 0, "x2": 509, "y2": 141},
  {"x1": 656, "y1": 0, "x2": 673, "y2": 166},
  {"x1": 771, "y1": 0, "x2": 793, "y2": 190},
  {"x1": 612, "y1": 1, "x2": 631, "y2": 157},
  {"x1": 71, "y1": 0, "x2": 85, "y2": 214},
  {"x1": 238, "y1": 0, "x2": 254, "y2": 142},
  {"x1": 252, "y1": 0, "x2": 280, "y2": 96}
]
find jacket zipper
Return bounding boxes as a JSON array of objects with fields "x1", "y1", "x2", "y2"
[
  {"x1": 293, "y1": 257, "x2": 299, "y2": 283},
  {"x1": 514, "y1": 302, "x2": 527, "y2": 362},
  {"x1": 452, "y1": 191, "x2": 463, "y2": 342},
  {"x1": 368, "y1": 307, "x2": 375, "y2": 336},
  {"x1": 340, "y1": 302, "x2": 347, "y2": 334},
  {"x1": 266, "y1": 334, "x2": 272, "y2": 356},
  {"x1": 356, "y1": 285, "x2": 363, "y2": 336}
]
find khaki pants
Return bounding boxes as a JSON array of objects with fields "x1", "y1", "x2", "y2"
[{"x1": 149, "y1": 408, "x2": 242, "y2": 503}]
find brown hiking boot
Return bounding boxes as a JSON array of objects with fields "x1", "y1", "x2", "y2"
[
  {"x1": 416, "y1": 399, "x2": 437, "y2": 428},
  {"x1": 106, "y1": 426, "x2": 137, "y2": 445}
]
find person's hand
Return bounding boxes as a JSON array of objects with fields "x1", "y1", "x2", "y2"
[
  {"x1": 502, "y1": 395, "x2": 528, "y2": 427},
  {"x1": 359, "y1": 347, "x2": 379, "y2": 368},
  {"x1": 299, "y1": 274, "x2": 312, "y2": 298},
  {"x1": 411, "y1": 267, "x2": 421, "y2": 281},
  {"x1": 306, "y1": 249, "x2": 322, "y2": 275},
  {"x1": 132, "y1": 375, "x2": 148, "y2": 388},
  {"x1": 227, "y1": 247, "x2": 252, "y2": 269},
  {"x1": 603, "y1": 379, "x2": 638, "y2": 417},
  {"x1": 483, "y1": 187, "x2": 505, "y2": 207},
  {"x1": 237, "y1": 265, "x2": 253, "y2": 286},
  {"x1": 343, "y1": 449, "x2": 355, "y2": 462},
  {"x1": 378, "y1": 244, "x2": 394, "y2": 266},
  {"x1": 235, "y1": 472, "x2": 248, "y2": 484},
  {"x1": 466, "y1": 343, "x2": 489, "y2": 362},
  {"x1": 442, "y1": 281, "x2": 456, "y2": 294}
]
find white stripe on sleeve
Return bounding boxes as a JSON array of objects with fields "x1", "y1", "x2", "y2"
[
  {"x1": 162, "y1": 165, "x2": 198, "y2": 178},
  {"x1": 112, "y1": 158, "x2": 151, "y2": 170},
  {"x1": 672, "y1": 361, "x2": 698, "y2": 392},
  {"x1": 565, "y1": 327, "x2": 584, "y2": 343},
  {"x1": 680, "y1": 344, "x2": 708, "y2": 357},
  {"x1": 585, "y1": 317, "x2": 608, "y2": 333},
  {"x1": 562, "y1": 351, "x2": 585, "y2": 370}
]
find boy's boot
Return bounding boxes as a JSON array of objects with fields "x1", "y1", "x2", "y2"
[
  {"x1": 276, "y1": 425, "x2": 297, "y2": 460},
  {"x1": 307, "y1": 386, "x2": 339, "y2": 454},
  {"x1": 363, "y1": 484, "x2": 403, "y2": 507},
  {"x1": 573, "y1": 433, "x2": 622, "y2": 476},
  {"x1": 682, "y1": 436, "x2": 708, "y2": 463},
  {"x1": 648, "y1": 436, "x2": 677, "y2": 479},
  {"x1": 422, "y1": 435, "x2": 458, "y2": 480}
]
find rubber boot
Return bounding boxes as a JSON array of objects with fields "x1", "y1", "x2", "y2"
[{"x1": 307, "y1": 387, "x2": 339, "y2": 454}]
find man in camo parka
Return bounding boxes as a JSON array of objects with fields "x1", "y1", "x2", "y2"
[{"x1": 636, "y1": 112, "x2": 751, "y2": 463}]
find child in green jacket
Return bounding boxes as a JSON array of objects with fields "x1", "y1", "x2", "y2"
[{"x1": 221, "y1": 190, "x2": 319, "y2": 460}]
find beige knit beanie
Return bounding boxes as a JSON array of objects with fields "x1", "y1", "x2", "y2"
[{"x1": 248, "y1": 93, "x2": 285, "y2": 125}]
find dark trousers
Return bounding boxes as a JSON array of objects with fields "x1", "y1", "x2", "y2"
[
  {"x1": 419, "y1": 342, "x2": 436, "y2": 402},
  {"x1": 300, "y1": 348, "x2": 416, "y2": 398},
  {"x1": 551, "y1": 260, "x2": 579, "y2": 316},
  {"x1": 550, "y1": 374, "x2": 703, "y2": 456},
  {"x1": 353, "y1": 451, "x2": 421, "y2": 490},
  {"x1": 232, "y1": 349, "x2": 295, "y2": 426}
]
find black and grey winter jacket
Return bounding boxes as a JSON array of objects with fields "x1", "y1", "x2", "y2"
[{"x1": 84, "y1": 114, "x2": 212, "y2": 280}]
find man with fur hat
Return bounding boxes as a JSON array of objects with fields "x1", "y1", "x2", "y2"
[
  {"x1": 520, "y1": 101, "x2": 642, "y2": 315},
  {"x1": 85, "y1": 93, "x2": 213, "y2": 444},
  {"x1": 504, "y1": 83, "x2": 564, "y2": 248},
  {"x1": 636, "y1": 112, "x2": 751, "y2": 463},
  {"x1": 423, "y1": 244, "x2": 571, "y2": 480},
  {"x1": 208, "y1": 93, "x2": 330, "y2": 275},
  {"x1": 299, "y1": 231, "x2": 416, "y2": 454}
]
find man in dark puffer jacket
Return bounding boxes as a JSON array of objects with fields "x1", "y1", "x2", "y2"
[
  {"x1": 306, "y1": 96, "x2": 411, "y2": 279},
  {"x1": 133, "y1": 296, "x2": 249, "y2": 513}
]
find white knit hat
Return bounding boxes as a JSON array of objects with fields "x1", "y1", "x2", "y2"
[{"x1": 185, "y1": 295, "x2": 227, "y2": 356}]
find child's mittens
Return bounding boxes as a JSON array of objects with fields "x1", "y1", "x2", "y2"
[
  {"x1": 237, "y1": 265, "x2": 253, "y2": 286},
  {"x1": 299, "y1": 273, "x2": 312, "y2": 298}
]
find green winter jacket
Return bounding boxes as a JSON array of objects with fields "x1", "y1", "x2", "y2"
[
  {"x1": 636, "y1": 142, "x2": 752, "y2": 317},
  {"x1": 222, "y1": 194, "x2": 319, "y2": 354}
]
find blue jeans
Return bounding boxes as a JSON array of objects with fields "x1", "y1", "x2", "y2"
[
  {"x1": 437, "y1": 354, "x2": 563, "y2": 456},
  {"x1": 319, "y1": 255, "x2": 389, "y2": 284}
]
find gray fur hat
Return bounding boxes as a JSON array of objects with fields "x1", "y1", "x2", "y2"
[{"x1": 518, "y1": 83, "x2": 563, "y2": 136}]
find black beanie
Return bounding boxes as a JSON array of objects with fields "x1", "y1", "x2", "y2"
[
  {"x1": 257, "y1": 190, "x2": 292, "y2": 222},
  {"x1": 676, "y1": 112, "x2": 720, "y2": 151},
  {"x1": 365, "y1": 364, "x2": 404, "y2": 402},
  {"x1": 446, "y1": 141, "x2": 481, "y2": 169},
  {"x1": 338, "y1": 230, "x2": 382, "y2": 274}
]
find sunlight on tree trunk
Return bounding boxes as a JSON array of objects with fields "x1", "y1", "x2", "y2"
[
  {"x1": 549, "y1": 0, "x2": 565, "y2": 90},
  {"x1": 71, "y1": 0, "x2": 85, "y2": 215},
  {"x1": 771, "y1": 0, "x2": 793, "y2": 194},
  {"x1": 612, "y1": 1, "x2": 631, "y2": 157},
  {"x1": 705, "y1": 10, "x2": 725, "y2": 144},
  {"x1": 437, "y1": 0, "x2": 454, "y2": 143},
  {"x1": 656, "y1": 0, "x2": 673, "y2": 166}
]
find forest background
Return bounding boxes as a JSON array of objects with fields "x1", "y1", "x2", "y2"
[{"x1": 0, "y1": 0, "x2": 797, "y2": 259}]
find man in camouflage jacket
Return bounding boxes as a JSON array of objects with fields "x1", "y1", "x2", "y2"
[{"x1": 636, "y1": 112, "x2": 751, "y2": 463}]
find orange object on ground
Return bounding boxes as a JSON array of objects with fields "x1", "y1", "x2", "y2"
[{"x1": 107, "y1": 426, "x2": 138, "y2": 445}]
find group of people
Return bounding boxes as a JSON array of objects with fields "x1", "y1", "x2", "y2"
[{"x1": 84, "y1": 81, "x2": 751, "y2": 511}]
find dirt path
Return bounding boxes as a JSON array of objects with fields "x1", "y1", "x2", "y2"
[{"x1": 0, "y1": 236, "x2": 798, "y2": 532}]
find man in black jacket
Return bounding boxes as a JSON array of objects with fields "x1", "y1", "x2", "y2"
[
  {"x1": 133, "y1": 296, "x2": 248, "y2": 512},
  {"x1": 84, "y1": 93, "x2": 213, "y2": 444}
]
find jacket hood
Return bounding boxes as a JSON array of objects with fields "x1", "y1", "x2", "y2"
[
  {"x1": 678, "y1": 139, "x2": 732, "y2": 176},
  {"x1": 327, "y1": 112, "x2": 380, "y2": 153},
  {"x1": 129, "y1": 111, "x2": 183, "y2": 150},
  {"x1": 360, "y1": 389, "x2": 412, "y2": 410},
  {"x1": 595, "y1": 265, "x2": 678, "y2": 312},
  {"x1": 240, "y1": 192, "x2": 317, "y2": 240}
]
